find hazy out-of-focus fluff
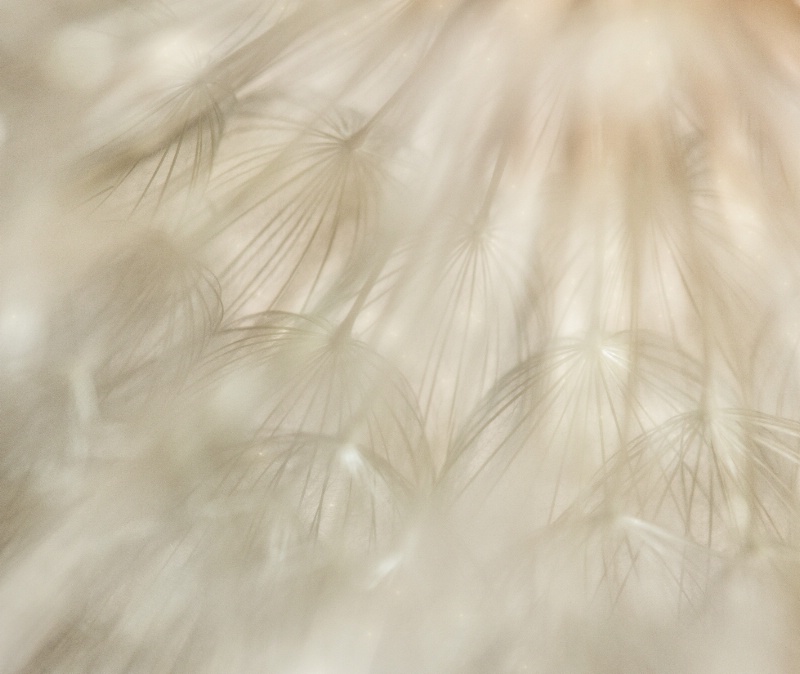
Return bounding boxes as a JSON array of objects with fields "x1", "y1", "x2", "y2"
[{"x1": 3, "y1": 0, "x2": 800, "y2": 671}]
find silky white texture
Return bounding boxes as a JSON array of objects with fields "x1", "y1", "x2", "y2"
[{"x1": 2, "y1": 0, "x2": 800, "y2": 671}]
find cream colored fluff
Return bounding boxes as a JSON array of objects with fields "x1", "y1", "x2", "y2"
[{"x1": 1, "y1": 0, "x2": 800, "y2": 671}]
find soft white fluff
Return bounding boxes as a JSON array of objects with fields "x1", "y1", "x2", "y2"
[{"x1": 2, "y1": 0, "x2": 800, "y2": 671}]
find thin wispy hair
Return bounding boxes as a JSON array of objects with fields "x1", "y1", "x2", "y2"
[{"x1": 3, "y1": 0, "x2": 800, "y2": 671}]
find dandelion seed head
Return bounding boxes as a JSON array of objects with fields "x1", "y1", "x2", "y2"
[{"x1": 6, "y1": 0, "x2": 800, "y2": 670}]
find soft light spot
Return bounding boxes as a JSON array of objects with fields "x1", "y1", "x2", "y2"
[
  {"x1": 339, "y1": 443, "x2": 363, "y2": 474},
  {"x1": 0, "y1": 303, "x2": 43, "y2": 365},
  {"x1": 147, "y1": 29, "x2": 212, "y2": 85},
  {"x1": 47, "y1": 24, "x2": 116, "y2": 90},
  {"x1": 582, "y1": 13, "x2": 673, "y2": 115}
]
